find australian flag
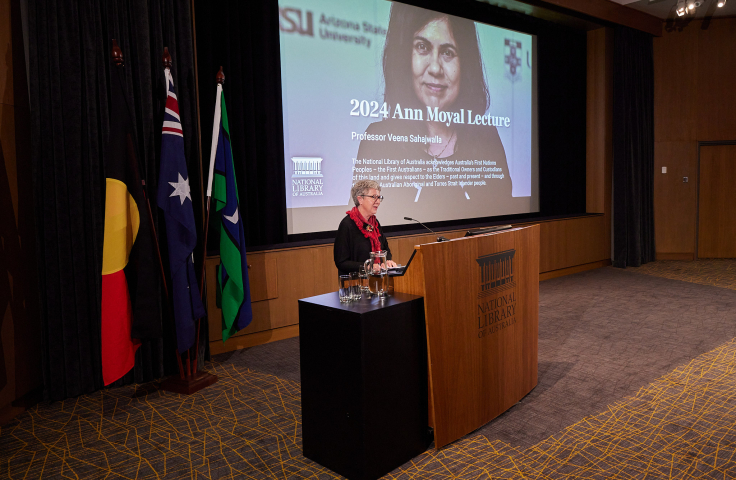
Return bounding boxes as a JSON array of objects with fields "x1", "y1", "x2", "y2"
[{"x1": 158, "y1": 68, "x2": 206, "y2": 353}]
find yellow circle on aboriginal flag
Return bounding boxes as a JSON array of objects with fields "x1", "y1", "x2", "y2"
[{"x1": 102, "y1": 178, "x2": 140, "y2": 275}]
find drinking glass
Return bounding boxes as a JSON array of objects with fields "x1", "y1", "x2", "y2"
[
  {"x1": 358, "y1": 266, "x2": 369, "y2": 292},
  {"x1": 377, "y1": 267, "x2": 389, "y2": 298},
  {"x1": 350, "y1": 272, "x2": 362, "y2": 300},
  {"x1": 379, "y1": 272, "x2": 390, "y2": 298},
  {"x1": 338, "y1": 274, "x2": 351, "y2": 303}
]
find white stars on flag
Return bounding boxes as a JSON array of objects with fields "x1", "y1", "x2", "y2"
[{"x1": 169, "y1": 173, "x2": 191, "y2": 205}]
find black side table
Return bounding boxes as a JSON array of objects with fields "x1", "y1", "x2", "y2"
[{"x1": 299, "y1": 292, "x2": 430, "y2": 480}]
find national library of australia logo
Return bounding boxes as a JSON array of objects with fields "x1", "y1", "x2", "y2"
[
  {"x1": 291, "y1": 157, "x2": 323, "y2": 178},
  {"x1": 476, "y1": 249, "x2": 516, "y2": 298},
  {"x1": 291, "y1": 157, "x2": 324, "y2": 197}
]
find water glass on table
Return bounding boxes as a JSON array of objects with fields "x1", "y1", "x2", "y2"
[
  {"x1": 350, "y1": 272, "x2": 362, "y2": 300},
  {"x1": 358, "y1": 266, "x2": 369, "y2": 292},
  {"x1": 338, "y1": 274, "x2": 351, "y2": 303}
]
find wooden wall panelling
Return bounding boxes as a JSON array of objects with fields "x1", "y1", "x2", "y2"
[
  {"x1": 538, "y1": 216, "x2": 608, "y2": 272},
  {"x1": 653, "y1": 23, "x2": 698, "y2": 143},
  {"x1": 697, "y1": 145, "x2": 736, "y2": 258},
  {"x1": 207, "y1": 245, "x2": 337, "y2": 349},
  {"x1": 246, "y1": 253, "x2": 278, "y2": 302},
  {"x1": 539, "y1": 259, "x2": 611, "y2": 281},
  {"x1": 696, "y1": 19, "x2": 736, "y2": 142},
  {"x1": 263, "y1": 245, "x2": 336, "y2": 329},
  {"x1": 653, "y1": 20, "x2": 699, "y2": 259},
  {"x1": 586, "y1": 27, "x2": 613, "y2": 215},
  {"x1": 654, "y1": 141, "x2": 697, "y2": 257},
  {"x1": 653, "y1": 19, "x2": 736, "y2": 258},
  {"x1": 209, "y1": 325, "x2": 300, "y2": 356}
]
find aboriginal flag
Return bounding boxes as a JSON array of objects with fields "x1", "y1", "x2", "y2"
[{"x1": 101, "y1": 64, "x2": 161, "y2": 385}]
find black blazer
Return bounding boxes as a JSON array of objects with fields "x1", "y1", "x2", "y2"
[{"x1": 333, "y1": 215, "x2": 392, "y2": 275}]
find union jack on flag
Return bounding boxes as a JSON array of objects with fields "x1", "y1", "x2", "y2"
[
  {"x1": 157, "y1": 67, "x2": 205, "y2": 353},
  {"x1": 162, "y1": 75, "x2": 184, "y2": 137}
]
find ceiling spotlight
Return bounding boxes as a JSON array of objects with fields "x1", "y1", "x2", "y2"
[
  {"x1": 676, "y1": 0, "x2": 687, "y2": 15},
  {"x1": 717, "y1": 0, "x2": 726, "y2": 7},
  {"x1": 688, "y1": 1, "x2": 695, "y2": 9}
]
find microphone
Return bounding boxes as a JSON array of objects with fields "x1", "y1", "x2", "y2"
[{"x1": 404, "y1": 217, "x2": 449, "y2": 242}]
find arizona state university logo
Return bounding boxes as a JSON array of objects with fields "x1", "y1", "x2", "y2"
[{"x1": 476, "y1": 249, "x2": 515, "y2": 298}]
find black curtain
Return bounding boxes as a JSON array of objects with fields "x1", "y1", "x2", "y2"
[
  {"x1": 194, "y1": 0, "x2": 287, "y2": 251},
  {"x1": 612, "y1": 26, "x2": 655, "y2": 268},
  {"x1": 28, "y1": 0, "x2": 201, "y2": 401},
  {"x1": 537, "y1": 24, "x2": 587, "y2": 217}
]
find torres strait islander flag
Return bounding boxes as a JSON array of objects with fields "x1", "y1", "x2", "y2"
[
  {"x1": 206, "y1": 81, "x2": 253, "y2": 341},
  {"x1": 158, "y1": 67, "x2": 206, "y2": 353},
  {"x1": 101, "y1": 65, "x2": 161, "y2": 385}
]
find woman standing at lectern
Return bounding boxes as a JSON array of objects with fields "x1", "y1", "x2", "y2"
[{"x1": 334, "y1": 180, "x2": 398, "y2": 275}]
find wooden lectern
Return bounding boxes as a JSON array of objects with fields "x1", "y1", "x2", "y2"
[{"x1": 393, "y1": 225, "x2": 539, "y2": 449}]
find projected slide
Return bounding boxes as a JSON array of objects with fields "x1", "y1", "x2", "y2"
[{"x1": 279, "y1": 0, "x2": 538, "y2": 235}]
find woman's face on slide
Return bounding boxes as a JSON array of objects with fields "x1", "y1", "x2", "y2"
[{"x1": 411, "y1": 17, "x2": 460, "y2": 111}]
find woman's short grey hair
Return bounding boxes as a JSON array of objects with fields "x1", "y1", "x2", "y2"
[{"x1": 351, "y1": 180, "x2": 381, "y2": 207}]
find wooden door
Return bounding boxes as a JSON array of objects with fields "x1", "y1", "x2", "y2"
[{"x1": 698, "y1": 144, "x2": 736, "y2": 258}]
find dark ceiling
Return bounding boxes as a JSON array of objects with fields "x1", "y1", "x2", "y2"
[{"x1": 605, "y1": 0, "x2": 734, "y2": 20}]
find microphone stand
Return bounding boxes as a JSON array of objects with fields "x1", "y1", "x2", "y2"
[{"x1": 404, "y1": 217, "x2": 449, "y2": 242}]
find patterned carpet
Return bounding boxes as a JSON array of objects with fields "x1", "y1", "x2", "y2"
[
  {"x1": 0, "y1": 364, "x2": 322, "y2": 479},
  {"x1": 629, "y1": 259, "x2": 736, "y2": 292},
  {"x1": 387, "y1": 337, "x2": 736, "y2": 479},
  {"x1": 2, "y1": 261, "x2": 736, "y2": 479}
]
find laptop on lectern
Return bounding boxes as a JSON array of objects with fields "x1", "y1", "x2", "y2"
[{"x1": 387, "y1": 249, "x2": 417, "y2": 277}]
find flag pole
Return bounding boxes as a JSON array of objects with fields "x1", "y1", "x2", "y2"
[
  {"x1": 109, "y1": 40, "x2": 183, "y2": 382},
  {"x1": 157, "y1": 48, "x2": 217, "y2": 394},
  {"x1": 111, "y1": 40, "x2": 171, "y2": 303},
  {"x1": 159, "y1": 47, "x2": 217, "y2": 395},
  {"x1": 194, "y1": 66, "x2": 225, "y2": 375},
  {"x1": 200, "y1": 66, "x2": 225, "y2": 296}
]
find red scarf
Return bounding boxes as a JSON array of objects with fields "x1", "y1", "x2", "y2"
[{"x1": 347, "y1": 207, "x2": 381, "y2": 253}]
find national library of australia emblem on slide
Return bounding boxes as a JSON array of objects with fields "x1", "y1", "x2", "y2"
[
  {"x1": 476, "y1": 249, "x2": 517, "y2": 339},
  {"x1": 291, "y1": 156, "x2": 324, "y2": 197}
]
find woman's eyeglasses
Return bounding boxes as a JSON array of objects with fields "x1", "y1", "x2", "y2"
[{"x1": 360, "y1": 194, "x2": 384, "y2": 202}]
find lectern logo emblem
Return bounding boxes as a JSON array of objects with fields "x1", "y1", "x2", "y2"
[
  {"x1": 476, "y1": 249, "x2": 516, "y2": 298},
  {"x1": 476, "y1": 249, "x2": 518, "y2": 339}
]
